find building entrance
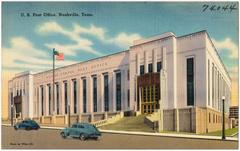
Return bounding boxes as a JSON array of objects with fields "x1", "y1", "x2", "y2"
[
  {"x1": 137, "y1": 73, "x2": 160, "y2": 114},
  {"x1": 14, "y1": 96, "x2": 22, "y2": 118}
]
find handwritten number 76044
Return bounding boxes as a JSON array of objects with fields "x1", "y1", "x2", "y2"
[{"x1": 202, "y1": 4, "x2": 238, "y2": 12}]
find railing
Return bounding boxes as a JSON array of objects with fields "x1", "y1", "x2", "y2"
[{"x1": 145, "y1": 109, "x2": 160, "y2": 122}]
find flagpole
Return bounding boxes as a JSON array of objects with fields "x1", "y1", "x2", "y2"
[{"x1": 53, "y1": 48, "x2": 55, "y2": 115}]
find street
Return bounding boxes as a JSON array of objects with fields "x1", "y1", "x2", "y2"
[{"x1": 1, "y1": 126, "x2": 238, "y2": 149}]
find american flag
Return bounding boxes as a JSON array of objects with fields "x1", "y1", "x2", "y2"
[{"x1": 56, "y1": 53, "x2": 64, "y2": 60}]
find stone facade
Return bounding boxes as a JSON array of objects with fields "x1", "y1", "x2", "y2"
[{"x1": 8, "y1": 30, "x2": 231, "y2": 133}]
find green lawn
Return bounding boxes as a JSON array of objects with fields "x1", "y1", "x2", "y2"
[
  {"x1": 204, "y1": 127, "x2": 238, "y2": 137},
  {"x1": 99, "y1": 115, "x2": 155, "y2": 133}
]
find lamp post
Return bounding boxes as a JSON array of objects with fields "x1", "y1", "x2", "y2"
[{"x1": 222, "y1": 96, "x2": 226, "y2": 140}]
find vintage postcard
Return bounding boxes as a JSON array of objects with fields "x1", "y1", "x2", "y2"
[{"x1": 1, "y1": 1, "x2": 239, "y2": 149}]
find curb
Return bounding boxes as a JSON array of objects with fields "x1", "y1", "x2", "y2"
[
  {"x1": 2, "y1": 124, "x2": 238, "y2": 141},
  {"x1": 99, "y1": 129, "x2": 238, "y2": 141}
]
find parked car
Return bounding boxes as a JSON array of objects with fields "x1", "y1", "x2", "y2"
[
  {"x1": 60, "y1": 123, "x2": 101, "y2": 140},
  {"x1": 14, "y1": 119, "x2": 40, "y2": 130}
]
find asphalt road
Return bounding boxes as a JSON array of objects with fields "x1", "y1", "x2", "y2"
[{"x1": 1, "y1": 126, "x2": 238, "y2": 149}]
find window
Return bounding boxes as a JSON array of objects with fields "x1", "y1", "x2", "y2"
[
  {"x1": 127, "y1": 70, "x2": 130, "y2": 81},
  {"x1": 73, "y1": 80, "x2": 77, "y2": 114},
  {"x1": 48, "y1": 84, "x2": 51, "y2": 115},
  {"x1": 56, "y1": 83, "x2": 59, "y2": 115},
  {"x1": 41, "y1": 86, "x2": 44, "y2": 116},
  {"x1": 140, "y1": 65, "x2": 144, "y2": 75},
  {"x1": 93, "y1": 77, "x2": 97, "y2": 112},
  {"x1": 148, "y1": 63, "x2": 153, "y2": 73},
  {"x1": 104, "y1": 75, "x2": 109, "y2": 111},
  {"x1": 157, "y1": 62, "x2": 162, "y2": 72},
  {"x1": 64, "y1": 82, "x2": 68, "y2": 114},
  {"x1": 78, "y1": 125, "x2": 84, "y2": 128},
  {"x1": 116, "y1": 72, "x2": 121, "y2": 111},
  {"x1": 187, "y1": 58, "x2": 194, "y2": 106},
  {"x1": 83, "y1": 79, "x2": 87, "y2": 113}
]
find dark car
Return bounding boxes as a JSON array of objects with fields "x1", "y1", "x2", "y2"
[
  {"x1": 14, "y1": 119, "x2": 40, "y2": 130},
  {"x1": 60, "y1": 123, "x2": 101, "y2": 140}
]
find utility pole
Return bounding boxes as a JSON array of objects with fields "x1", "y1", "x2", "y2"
[{"x1": 222, "y1": 96, "x2": 226, "y2": 140}]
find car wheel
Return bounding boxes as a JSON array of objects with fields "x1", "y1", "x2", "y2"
[
  {"x1": 26, "y1": 127, "x2": 31, "y2": 131},
  {"x1": 61, "y1": 132, "x2": 66, "y2": 139},
  {"x1": 14, "y1": 126, "x2": 17, "y2": 130},
  {"x1": 35, "y1": 126, "x2": 40, "y2": 130},
  {"x1": 79, "y1": 134, "x2": 86, "y2": 141},
  {"x1": 93, "y1": 137, "x2": 98, "y2": 141}
]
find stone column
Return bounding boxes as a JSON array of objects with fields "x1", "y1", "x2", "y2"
[
  {"x1": 60, "y1": 82, "x2": 65, "y2": 115},
  {"x1": 50, "y1": 83, "x2": 54, "y2": 116},
  {"x1": 78, "y1": 78, "x2": 83, "y2": 114},
  {"x1": 45, "y1": 85, "x2": 49, "y2": 116},
  {"x1": 144, "y1": 51, "x2": 148, "y2": 73},
  {"x1": 38, "y1": 86, "x2": 41, "y2": 117},
  {"x1": 87, "y1": 76, "x2": 93, "y2": 113},
  {"x1": 98, "y1": 74, "x2": 104, "y2": 112},
  {"x1": 153, "y1": 49, "x2": 157, "y2": 72},
  {"x1": 136, "y1": 53, "x2": 140, "y2": 75}
]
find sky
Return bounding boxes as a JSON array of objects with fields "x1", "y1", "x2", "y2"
[{"x1": 1, "y1": 2, "x2": 239, "y2": 118}]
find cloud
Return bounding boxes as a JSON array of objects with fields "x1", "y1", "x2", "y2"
[
  {"x1": 3, "y1": 22, "x2": 142, "y2": 73},
  {"x1": 37, "y1": 21, "x2": 142, "y2": 55},
  {"x1": 212, "y1": 38, "x2": 238, "y2": 59},
  {"x1": 110, "y1": 33, "x2": 142, "y2": 48},
  {"x1": 38, "y1": 22, "x2": 101, "y2": 56},
  {"x1": 73, "y1": 23, "x2": 142, "y2": 47},
  {"x1": 2, "y1": 37, "x2": 76, "y2": 73},
  {"x1": 228, "y1": 66, "x2": 239, "y2": 80}
]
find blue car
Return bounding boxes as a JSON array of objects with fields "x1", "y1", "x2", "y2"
[
  {"x1": 14, "y1": 119, "x2": 40, "y2": 130},
  {"x1": 60, "y1": 123, "x2": 101, "y2": 140}
]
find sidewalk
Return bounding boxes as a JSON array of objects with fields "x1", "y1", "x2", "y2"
[{"x1": 2, "y1": 123, "x2": 238, "y2": 141}]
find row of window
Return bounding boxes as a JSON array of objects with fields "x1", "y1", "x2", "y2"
[
  {"x1": 16, "y1": 89, "x2": 25, "y2": 96},
  {"x1": 140, "y1": 62, "x2": 162, "y2": 75},
  {"x1": 208, "y1": 59, "x2": 229, "y2": 111},
  {"x1": 39, "y1": 72, "x2": 128, "y2": 116},
  {"x1": 208, "y1": 113, "x2": 228, "y2": 124}
]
